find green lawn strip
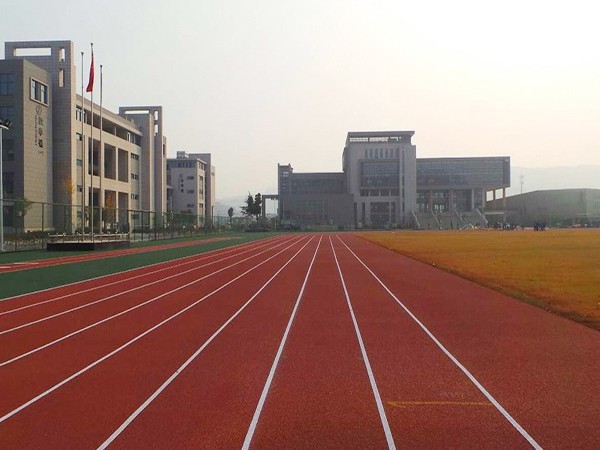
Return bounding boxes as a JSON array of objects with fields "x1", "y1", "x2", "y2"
[
  {"x1": 0, "y1": 233, "x2": 280, "y2": 299},
  {"x1": 0, "y1": 233, "x2": 257, "y2": 264}
]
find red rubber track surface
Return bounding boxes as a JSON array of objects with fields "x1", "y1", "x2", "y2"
[
  {"x1": 1, "y1": 233, "x2": 599, "y2": 449},
  {"x1": 0, "y1": 236, "x2": 235, "y2": 273}
]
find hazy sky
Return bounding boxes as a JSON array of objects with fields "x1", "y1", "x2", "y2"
[{"x1": 3, "y1": 0, "x2": 600, "y2": 199}]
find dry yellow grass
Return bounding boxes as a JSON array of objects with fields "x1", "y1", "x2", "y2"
[{"x1": 360, "y1": 229, "x2": 600, "y2": 330}]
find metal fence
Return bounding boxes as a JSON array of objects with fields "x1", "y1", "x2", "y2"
[{"x1": 0, "y1": 199, "x2": 252, "y2": 252}]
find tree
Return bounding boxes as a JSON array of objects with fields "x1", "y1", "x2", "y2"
[
  {"x1": 241, "y1": 194, "x2": 254, "y2": 218},
  {"x1": 241, "y1": 193, "x2": 262, "y2": 222},
  {"x1": 227, "y1": 207, "x2": 234, "y2": 224},
  {"x1": 253, "y1": 193, "x2": 262, "y2": 221},
  {"x1": 14, "y1": 198, "x2": 33, "y2": 232}
]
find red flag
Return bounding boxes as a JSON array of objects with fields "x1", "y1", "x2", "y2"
[{"x1": 86, "y1": 48, "x2": 94, "y2": 93}]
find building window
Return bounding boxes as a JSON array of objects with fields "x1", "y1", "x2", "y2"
[
  {"x1": 187, "y1": 203, "x2": 194, "y2": 208},
  {"x1": 131, "y1": 173, "x2": 139, "y2": 180},
  {"x1": 58, "y1": 69, "x2": 65, "y2": 87},
  {"x1": 30, "y1": 78, "x2": 49, "y2": 105},
  {"x1": 59, "y1": 48, "x2": 66, "y2": 62},
  {"x1": 130, "y1": 193, "x2": 139, "y2": 200},
  {"x1": 76, "y1": 158, "x2": 82, "y2": 167},
  {"x1": 187, "y1": 175, "x2": 194, "y2": 180},
  {"x1": 130, "y1": 153, "x2": 139, "y2": 160},
  {"x1": 0, "y1": 74, "x2": 15, "y2": 95},
  {"x1": 187, "y1": 189, "x2": 195, "y2": 194},
  {"x1": 77, "y1": 185, "x2": 83, "y2": 192}
]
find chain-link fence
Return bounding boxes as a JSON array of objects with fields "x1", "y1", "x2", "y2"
[{"x1": 1, "y1": 199, "x2": 253, "y2": 251}]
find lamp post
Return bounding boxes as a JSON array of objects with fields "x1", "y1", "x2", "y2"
[{"x1": 0, "y1": 117, "x2": 13, "y2": 252}]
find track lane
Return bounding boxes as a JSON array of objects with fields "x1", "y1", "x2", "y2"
[
  {"x1": 0, "y1": 237, "x2": 308, "y2": 430},
  {"x1": 332, "y1": 235, "x2": 532, "y2": 448},
  {"x1": 100, "y1": 237, "x2": 321, "y2": 449},
  {"x1": 0, "y1": 236, "x2": 300, "y2": 364},
  {"x1": 0, "y1": 235, "x2": 285, "y2": 312},
  {"x1": 342, "y1": 234, "x2": 600, "y2": 449},
  {"x1": 0, "y1": 235, "x2": 295, "y2": 337},
  {"x1": 247, "y1": 235, "x2": 389, "y2": 449}
]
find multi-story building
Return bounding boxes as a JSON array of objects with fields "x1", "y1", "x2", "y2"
[
  {"x1": 343, "y1": 131, "x2": 417, "y2": 228},
  {"x1": 0, "y1": 54, "x2": 54, "y2": 230},
  {"x1": 187, "y1": 152, "x2": 215, "y2": 224},
  {"x1": 166, "y1": 151, "x2": 208, "y2": 225},
  {"x1": 278, "y1": 131, "x2": 510, "y2": 229},
  {"x1": 277, "y1": 164, "x2": 354, "y2": 229},
  {"x1": 1, "y1": 40, "x2": 167, "y2": 232}
]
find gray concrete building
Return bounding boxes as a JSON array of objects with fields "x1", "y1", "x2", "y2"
[
  {"x1": 278, "y1": 130, "x2": 510, "y2": 229},
  {"x1": 343, "y1": 131, "x2": 417, "y2": 228},
  {"x1": 166, "y1": 151, "x2": 208, "y2": 225},
  {"x1": 187, "y1": 152, "x2": 215, "y2": 224},
  {"x1": 0, "y1": 55, "x2": 53, "y2": 231},
  {"x1": 487, "y1": 189, "x2": 600, "y2": 227},
  {"x1": 278, "y1": 165, "x2": 354, "y2": 229},
  {"x1": 1, "y1": 40, "x2": 168, "y2": 233}
]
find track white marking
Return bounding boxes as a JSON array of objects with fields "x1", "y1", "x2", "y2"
[
  {"x1": 241, "y1": 236, "x2": 322, "y2": 450},
  {"x1": 0, "y1": 237, "x2": 303, "y2": 367},
  {"x1": 0, "y1": 236, "x2": 307, "y2": 425},
  {"x1": 0, "y1": 237, "x2": 296, "y2": 335},
  {"x1": 0, "y1": 237, "x2": 278, "y2": 316},
  {"x1": 337, "y1": 235, "x2": 542, "y2": 450},
  {"x1": 98, "y1": 237, "x2": 317, "y2": 449},
  {"x1": 330, "y1": 236, "x2": 396, "y2": 449}
]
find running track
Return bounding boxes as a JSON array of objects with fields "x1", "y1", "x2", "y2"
[{"x1": 1, "y1": 234, "x2": 599, "y2": 449}]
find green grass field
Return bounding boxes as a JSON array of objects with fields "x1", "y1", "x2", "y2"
[
  {"x1": 361, "y1": 229, "x2": 600, "y2": 331},
  {"x1": 0, "y1": 233, "x2": 280, "y2": 299}
]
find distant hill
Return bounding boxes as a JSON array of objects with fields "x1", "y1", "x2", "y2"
[{"x1": 508, "y1": 165, "x2": 600, "y2": 196}]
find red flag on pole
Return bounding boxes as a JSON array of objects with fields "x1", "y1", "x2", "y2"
[{"x1": 86, "y1": 46, "x2": 94, "y2": 92}]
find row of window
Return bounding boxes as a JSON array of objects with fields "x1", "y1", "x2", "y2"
[{"x1": 364, "y1": 147, "x2": 399, "y2": 160}]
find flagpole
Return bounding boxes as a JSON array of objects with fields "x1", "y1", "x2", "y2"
[
  {"x1": 99, "y1": 64, "x2": 103, "y2": 233},
  {"x1": 89, "y1": 43, "x2": 94, "y2": 241},
  {"x1": 81, "y1": 51, "x2": 85, "y2": 239}
]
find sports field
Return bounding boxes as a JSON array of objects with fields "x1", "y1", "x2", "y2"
[
  {"x1": 361, "y1": 229, "x2": 600, "y2": 331},
  {"x1": 1, "y1": 233, "x2": 599, "y2": 448}
]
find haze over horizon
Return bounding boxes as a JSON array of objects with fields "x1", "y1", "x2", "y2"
[{"x1": 4, "y1": 0, "x2": 600, "y2": 199}]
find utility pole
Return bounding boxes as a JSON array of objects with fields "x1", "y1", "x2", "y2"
[{"x1": 0, "y1": 117, "x2": 13, "y2": 252}]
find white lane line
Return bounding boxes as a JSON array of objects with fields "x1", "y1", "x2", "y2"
[
  {"x1": 330, "y1": 236, "x2": 396, "y2": 450},
  {"x1": 97, "y1": 237, "x2": 318, "y2": 449},
  {"x1": 0, "y1": 236, "x2": 281, "y2": 317},
  {"x1": 337, "y1": 236, "x2": 543, "y2": 450},
  {"x1": 0, "y1": 236, "x2": 297, "y2": 335},
  {"x1": 0, "y1": 237, "x2": 305, "y2": 367},
  {"x1": 0, "y1": 236, "x2": 308, "y2": 424},
  {"x1": 0, "y1": 235, "x2": 285, "y2": 304},
  {"x1": 241, "y1": 236, "x2": 322, "y2": 450}
]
